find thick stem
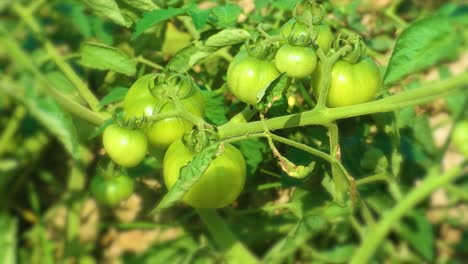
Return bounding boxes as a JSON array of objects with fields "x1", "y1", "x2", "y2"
[
  {"x1": 350, "y1": 165, "x2": 464, "y2": 264},
  {"x1": 196, "y1": 209, "x2": 259, "y2": 264},
  {"x1": 217, "y1": 73, "x2": 468, "y2": 139}
]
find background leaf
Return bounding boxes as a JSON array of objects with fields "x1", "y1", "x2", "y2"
[
  {"x1": 383, "y1": 16, "x2": 462, "y2": 86},
  {"x1": 80, "y1": 42, "x2": 136, "y2": 76},
  {"x1": 82, "y1": 0, "x2": 131, "y2": 27},
  {"x1": 132, "y1": 8, "x2": 185, "y2": 39}
]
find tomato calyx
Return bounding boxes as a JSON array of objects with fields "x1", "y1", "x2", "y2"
[
  {"x1": 183, "y1": 124, "x2": 218, "y2": 153},
  {"x1": 244, "y1": 33, "x2": 279, "y2": 61},
  {"x1": 293, "y1": 0, "x2": 326, "y2": 26},
  {"x1": 333, "y1": 32, "x2": 366, "y2": 64},
  {"x1": 280, "y1": 19, "x2": 317, "y2": 47},
  {"x1": 149, "y1": 71, "x2": 195, "y2": 101}
]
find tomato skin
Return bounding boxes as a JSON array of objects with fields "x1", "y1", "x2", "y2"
[
  {"x1": 452, "y1": 121, "x2": 468, "y2": 158},
  {"x1": 103, "y1": 124, "x2": 148, "y2": 167},
  {"x1": 312, "y1": 57, "x2": 381, "y2": 107},
  {"x1": 163, "y1": 140, "x2": 246, "y2": 208},
  {"x1": 124, "y1": 74, "x2": 156, "y2": 108},
  {"x1": 90, "y1": 174, "x2": 134, "y2": 206},
  {"x1": 227, "y1": 51, "x2": 280, "y2": 105},
  {"x1": 275, "y1": 44, "x2": 317, "y2": 78}
]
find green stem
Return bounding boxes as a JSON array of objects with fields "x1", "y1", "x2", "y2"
[
  {"x1": 196, "y1": 209, "x2": 259, "y2": 264},
  {"x1": 0, "y1": 106, "x2": 27, "y2": 157},
  {"x1": 12, "y1": 3, "x2": 101, "y2": 112},
  {"x1": 315, "y1": 46, "x2": 351, "y2": 109},
  {"x1": 218, "y1": 73, "x2": 468, "y2": 139},
  {"x1": 327, "y1": 123, "x2": 347, "y2": 203},
  {"x1": 136, "y1": 56, "x2": 164, "y2": 70},
  {"x1": 350, "y1": 165, "x2": 464, "y2": 264}
]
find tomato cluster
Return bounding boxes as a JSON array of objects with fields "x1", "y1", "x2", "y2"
[
  {"x1": 98, "y1": 72, "x2": 247, "y2": 208},
  {"x1": 227, "y1": 14, "x2": 381, "y2": 108}
]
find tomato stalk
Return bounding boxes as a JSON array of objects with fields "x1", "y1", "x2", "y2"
[{"x1": 217, "y1": 73, "x2": 468, "y2": 139}]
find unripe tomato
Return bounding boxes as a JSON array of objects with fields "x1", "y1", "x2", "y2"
[
  {"x1": 312, "y1": 57, "x2": 381, "y2": 107},
  {"x1": 315, "y1": 24, "x2": 334, "y2": 54},
  {"x1": 227, "y1": 51, "x2": 280, "y2": 105},
  {"x1": 90, "y1": 174, "x2": 134, "y2": 206},
  {"x1": 124, "y1": 75, "x2": 205, "y2": 151},
  {"x1": 275, "y1": 44, "x2": 317, "y2": 78},
  {"x1": 103, "y1": 124, "x2": 148, "y2": 167},
  {"x1": 452, "y1": 121, "x2": 468, "y2": 158},
  {"x1": 163, "y1": 140, "x2": 246, "y2": 208},
  {"x1": 145, "y1": 93, "x2": 204, "y2": 150}
]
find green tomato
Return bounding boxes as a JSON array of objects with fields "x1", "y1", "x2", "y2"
[
  {"x1": 163, "y1": 140, "x2": 246, "y2": 208},
  {"x1": 227, "y1": 51, "x2": 280, "y2": 105},
  {"x1": 124, "y1": 74, "x2": 156, "y2": 108},
  {"x1": 103, "y1": 124, "x2": 148, "y2": 167},
  {"x1": 124, "y1": 76, "x2": 205, "y2": 151},
  {"x1": 90, "y1": 174, "x2": 134, "y2": 206},
  {"x1": 275, "y1": 44, "x2": 317, "y2": 78},
  {"x1": 452, "y1": 121, "x2": 468, "y2": 158},
  {"x1": 312, "y1": 57, "x2": 381, "y2": 107},
  {"x1": 145, "y1": 93, "x2": 204, "y2": 150},
  {"x1": 315, "y1": 24, "x2": 334, "y2": 54}
]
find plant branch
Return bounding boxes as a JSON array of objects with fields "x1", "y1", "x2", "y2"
[
  {"x1": 350, "y1": 165, "x2": 465, "y2": 264},
  {"x1": 218, "y1": 73, "x2": 468, "y2": 139}
]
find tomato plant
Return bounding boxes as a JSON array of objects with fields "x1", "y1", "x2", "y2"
[
  {"x1": 1, "y1": 0, "x2": 467, "y2": 263},
  {"x1": 163, "y1": 140, "x2": 246, "y2": 208},
  {"x1": 227, "y1": 51, "x2": 280, "y2": 105},
  {"x1": 90, "y1": 173, "x2": 134, "y2": 206},
  {"x1": 103, "y1": 124, "x2": 148, "y2": 167},
  {"x1": 312, "y1": 57, "x2": 381, "y2": 107}
]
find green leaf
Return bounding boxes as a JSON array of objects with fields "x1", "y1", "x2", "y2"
[
  {"x1": 82, "y1": 0, "x2": 132, "y2": 27},
  {"x1": 99, "y1": 86, "x2": 128, "y2": 108},
  {"x1": 235, "y1": 138, "x2": 268, "y2": 176},
  {"x1": 166, "y1": 45, "x2": 212, "y2": 72},
  {"x1": 153, "y1": 142, "x2": 222, "y2": 211},
  {"x1": 384, "y1": 16, "x2": 462, "y2": 86},
  {"x1": 119, "y1": 0, "x2": 157, "y2": 11},
  {"x1": 80, "y1": 42, "x2": 136, "y2": 76},
  {"x1": 399, "y1": 210, "x2": 434, "y2": 261},
  {"x1": 202, "y1": 28, "x2": 250, "y2": 47},
  {"x1": 201, "y1": 90, "x2": 228, "y2": 126},
  {"x1": 22, "y1": 78, "x2": 79, "y2": 159},
  {"x1": 167, "y1": 29, "x2": 249, "y2": 72},
  {"x1": 187, "y1": 4, "x2": 211, "y2": 30},
  {"x1": 211, "y1": 4, "x2": 242, "y2": 28},
  {"x1": 256, "y1": 74, "x2": 288, "y2": 112},
  {"x1": 132, "y1": 7, "x2": 185, "y2": 39},
  {"x1": 0, "y1": 214, "x2": 17, "y2": 264}
]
